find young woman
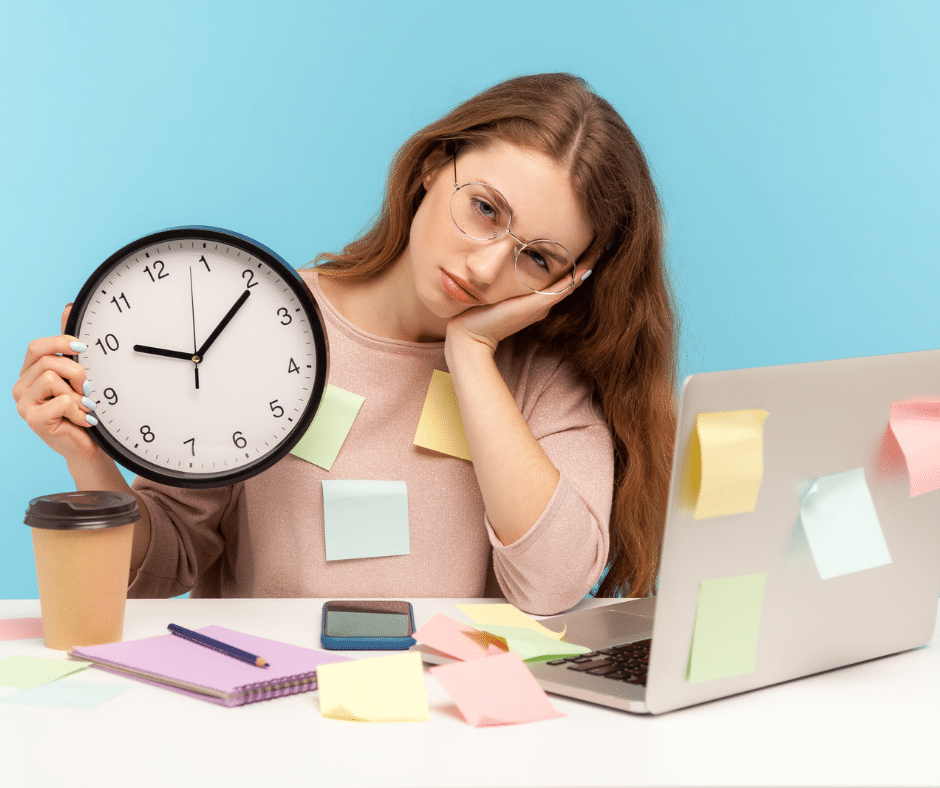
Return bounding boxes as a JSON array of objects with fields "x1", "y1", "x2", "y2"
[{"x1": 13, "y1": 73, "x2": 677, "y2": 615}]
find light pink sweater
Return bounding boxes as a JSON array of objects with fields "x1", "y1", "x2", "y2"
[{"x1": 128, "y1": 271, "x2": 613, "y2": 614}]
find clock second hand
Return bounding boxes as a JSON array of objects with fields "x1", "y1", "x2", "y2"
[{"x1": 190, "y1": 266, "x2": 199, "y2": 391}]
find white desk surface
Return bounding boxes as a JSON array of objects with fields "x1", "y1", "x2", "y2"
[{"x1": 1, "y1": 597, "x2": 937, "y2": 788}]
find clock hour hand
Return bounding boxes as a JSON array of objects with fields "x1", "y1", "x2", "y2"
[
  {"x1": 196, "y1": 289, "x2": 251, "y2": 359},
  {"x1": 133, "y1": 344, "x2": 197, "y2": 361}
]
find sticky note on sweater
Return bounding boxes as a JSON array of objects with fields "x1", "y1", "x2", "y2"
[
  {"x1": 414, "y1": 370, "x2": 472, "y2": 461},
  {"x1": 291, "y1": 385, "x2": 365, "y2": 471}
]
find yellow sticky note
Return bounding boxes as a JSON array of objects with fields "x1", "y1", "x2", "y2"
[
  {"x1": 687, "y1": 573, "x2": 766, "y2": 684},
  {"x1": 317, "y1": 652, "x2": 430, "y2": 723},
  {"x1": 685, "y1": 409, "x2": 769, "y2": 519},
  {"x1": 456, "y1": 603, "x2": 566, "y2": 640},
  {"x1": 414, "y1": 370, "x2": 472, "y2": 461},
  {"x1": 290, "y1": 385, "x2": 365, "y2": 471}
]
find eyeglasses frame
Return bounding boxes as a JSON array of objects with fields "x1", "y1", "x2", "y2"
[{"x1": 448, "y1": 155, "x2": 578, "y2": 295}]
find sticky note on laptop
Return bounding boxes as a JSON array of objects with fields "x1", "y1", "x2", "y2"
[
  {"x1": 888, "y1": 399, "x2": 940, "y2": 497},
  {"x1": 414, "y1": 370, "x2": 472, "y2": 461},
  {"x1": 687, "y1": 572, "x2": 766, "y2": 684},
  {"x1": 686, "y1": 409, "x2": 769, "y2": 519},
  {"x1": 799, "y1": 467, "x2": 892, "y2": 580},
  {"x1": 290, "y1": 384, "x2": 365, "y2": 471}
]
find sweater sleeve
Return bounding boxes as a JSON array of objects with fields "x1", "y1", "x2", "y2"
[
  {"x1": 487, "y1": 352, "x2": 614, "y2": 615},
  {"x1": 127, "y1": 478, "x2": 243, "y2": 599}
]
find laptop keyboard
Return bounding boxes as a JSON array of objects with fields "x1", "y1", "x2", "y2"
[{"x1": 545, "y1": 638, "x2": 651, "y2": 686}]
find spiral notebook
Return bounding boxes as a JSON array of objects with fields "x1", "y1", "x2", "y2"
[{"x1": 70, "y1": 625, "x2": 350, "y2": 707}]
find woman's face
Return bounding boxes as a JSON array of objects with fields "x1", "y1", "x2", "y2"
[{"x1": 405, "y1": 139, "x2": 594, "y2": 322}]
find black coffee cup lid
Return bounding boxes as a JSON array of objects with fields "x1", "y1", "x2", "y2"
[{"x1": 24, "y1": 491, "x2": 140, "y2": 531}]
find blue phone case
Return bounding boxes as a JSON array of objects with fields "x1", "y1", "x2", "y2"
[{"x1": 320, "y1": 602, "x2": 417, "y2": 650}]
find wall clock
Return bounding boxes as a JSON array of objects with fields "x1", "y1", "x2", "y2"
[{"x1": 65, "y1": 226, "x2": 328, "y2": 488}]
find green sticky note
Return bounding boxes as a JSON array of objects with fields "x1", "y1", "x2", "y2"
[
  {"x1": 322, "y1": 480, "x2": 410, "y2": 561},
  {"x1": 473, "y1": 624, "x2": 591, "y2": 662},
  {"x1": 687, "y1": 573, "x2": 766, "y2": 684},
  {"x1": 0, "y1": 655, "x2": 88, "y2": 689},
  {"x1": 1, "y1": 680, "x2": 131, "y2": 709},
  {"x1": 291, "y1": 385, "x2": 365, "y2": 471}
]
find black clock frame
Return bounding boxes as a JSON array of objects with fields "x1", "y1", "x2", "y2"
[{"x1": 65, "y1": 225, "x2": 330, "y2": 489}]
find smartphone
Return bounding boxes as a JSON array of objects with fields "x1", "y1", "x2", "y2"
[{"x1": 320, "y1": 600, "x2": 417, "y2": 650}]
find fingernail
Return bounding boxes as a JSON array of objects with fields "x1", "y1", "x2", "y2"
[
  {"x1": 82, "y1": 380, "x2": 92, "y2": 397},
  {"x1": 70, "y1": 341, "x2": 88, "y2": 353},
  {"x1": 85, "y1": 414, "x2": 98, "y2": 427},
  {"x1": 82, "y1": 396, "x2": 97, "y2": 411},
  {"x1": 580, "y1": 270, "x2": 593, "y2": 282}
]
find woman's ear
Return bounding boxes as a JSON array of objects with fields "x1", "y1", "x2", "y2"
[{"x1": 421, "y1": 141, "x2": 455, "y2": 190}]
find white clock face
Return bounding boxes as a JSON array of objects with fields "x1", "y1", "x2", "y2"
[{"x1": 70, "y1": 230, "x2": 327, "y2": 487}]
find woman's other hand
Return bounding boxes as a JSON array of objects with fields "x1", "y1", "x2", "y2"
[{"x1": 12, "y1": 304, "x2": 100, "y2": 463}]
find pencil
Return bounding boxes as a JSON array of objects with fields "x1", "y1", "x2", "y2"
[{"x1": 167, "y1": 624, "x2": 269, "y2": 668}]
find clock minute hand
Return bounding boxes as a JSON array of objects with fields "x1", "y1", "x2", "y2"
[
  {"x1": 196, "y1": 289, "x2": 251, "y2": 359},
  {"x1": 133, "y1": 344, "x2": 197, "y2": 361}
]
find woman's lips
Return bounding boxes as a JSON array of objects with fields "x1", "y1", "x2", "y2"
[{"x1": 440, "y1": 270, "x2": 486, "y2": 306}]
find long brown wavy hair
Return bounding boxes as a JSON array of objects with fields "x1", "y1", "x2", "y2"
[{"x1": 313, "y1": 73, "x2": 677, "y2": 597}]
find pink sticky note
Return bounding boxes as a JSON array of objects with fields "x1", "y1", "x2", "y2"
[
  {"x1": 431, "y1": 651, "x2": 565, "y2": 727},
  {"x1": 0, "y1": 618, "x2": 43, "y2": 642},
  {"x1": 412, "y1": 614, "x2": 506, "y2": 661},
  {"x1": 889, "y1": 399, "x2": 940, "y2": 497}
]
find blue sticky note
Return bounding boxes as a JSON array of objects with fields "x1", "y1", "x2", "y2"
[
  {"x1": 1, "y1": 680, "x2": 131, "y2": 709},
  {"x1": 322, "y1": 480, "x2": 410, "y2": 561},
  {"x1": 799, "y1": 468, "x2": 892, "y2": 580}
]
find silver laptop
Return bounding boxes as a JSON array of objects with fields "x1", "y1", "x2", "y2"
[{"x1": 418, "y1": 349, "x2": 940, "y2": 713}]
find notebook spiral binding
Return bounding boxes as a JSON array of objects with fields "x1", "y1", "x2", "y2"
[{"x1": 236, "y1": 671, "x2": 321, "y2": 702}]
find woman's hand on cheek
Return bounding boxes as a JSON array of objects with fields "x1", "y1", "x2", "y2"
[{"x1": 445, "y1": 267, "x2": 591, "y2": 356}]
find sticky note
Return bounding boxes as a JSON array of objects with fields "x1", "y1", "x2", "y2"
[
  {"x1": 0, "y1": 655, "x2": 88, "y2": 689},
  {"x1": 414, "y1": 370, "x2": 472, "y2": 461},
  {"x1": 456, "y1": 603, "x2": 566, "y2": 640},
  {"x1": 687, "y1": 573, "x2": 766, "y2": 684},
  {"x1": 888, "y1": 399, "x2": 940, "y2": 497},
  {"x1": 686, "y1": 409, "x2": 769, "y2": 519},
  {"x1": 0, "y1": 617, "x2": 43, "y2": 641},
  {"x1": 470, "y1": 624, "x2": 592, "y2": 662},
  {"x1": 431, "y1": 651, "x2": 565, "y2": 726},
  {"x1": 317, "y1": 651, "x2": 429, "y2": 722},
  {"x1": 412, "y1": 614, "x2": 501, "y2": 661},
  {"x1": 321, "y1": 480, "x2": 410, "y2": 561},
  {"x1": 799, "y1": 467, "x2": 892, "y2": 580},
  {"x1": 0, "y1": 680, "x2": 131, "y2": 709},
  {"x1": 290, "y1": 384, "x2": 365, "y2": 471}
]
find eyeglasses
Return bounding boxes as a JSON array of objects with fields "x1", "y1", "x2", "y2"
[{"x1": 448, "y1": 156, "x2": 577, "y2": 295}]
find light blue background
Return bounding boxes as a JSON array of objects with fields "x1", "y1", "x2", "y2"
[{"x1": 2, "y1": 1, "x2": 937, "y2": 597}]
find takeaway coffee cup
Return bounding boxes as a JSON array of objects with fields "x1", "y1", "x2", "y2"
[{"x1": 24, "y1": 491, "x2": 139, "y2": 650}]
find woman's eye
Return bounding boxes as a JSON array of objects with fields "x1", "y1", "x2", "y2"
[
  {"x1": 523, "y1": 248, "x2": 549, "y2": 271},
  {"x1": 473, "y1": 199, "x2": 498, "y2": 222}
]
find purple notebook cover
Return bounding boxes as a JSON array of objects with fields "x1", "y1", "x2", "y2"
[{"x1": 71, "y1": 625, "x2": 350, "y2": 707}]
